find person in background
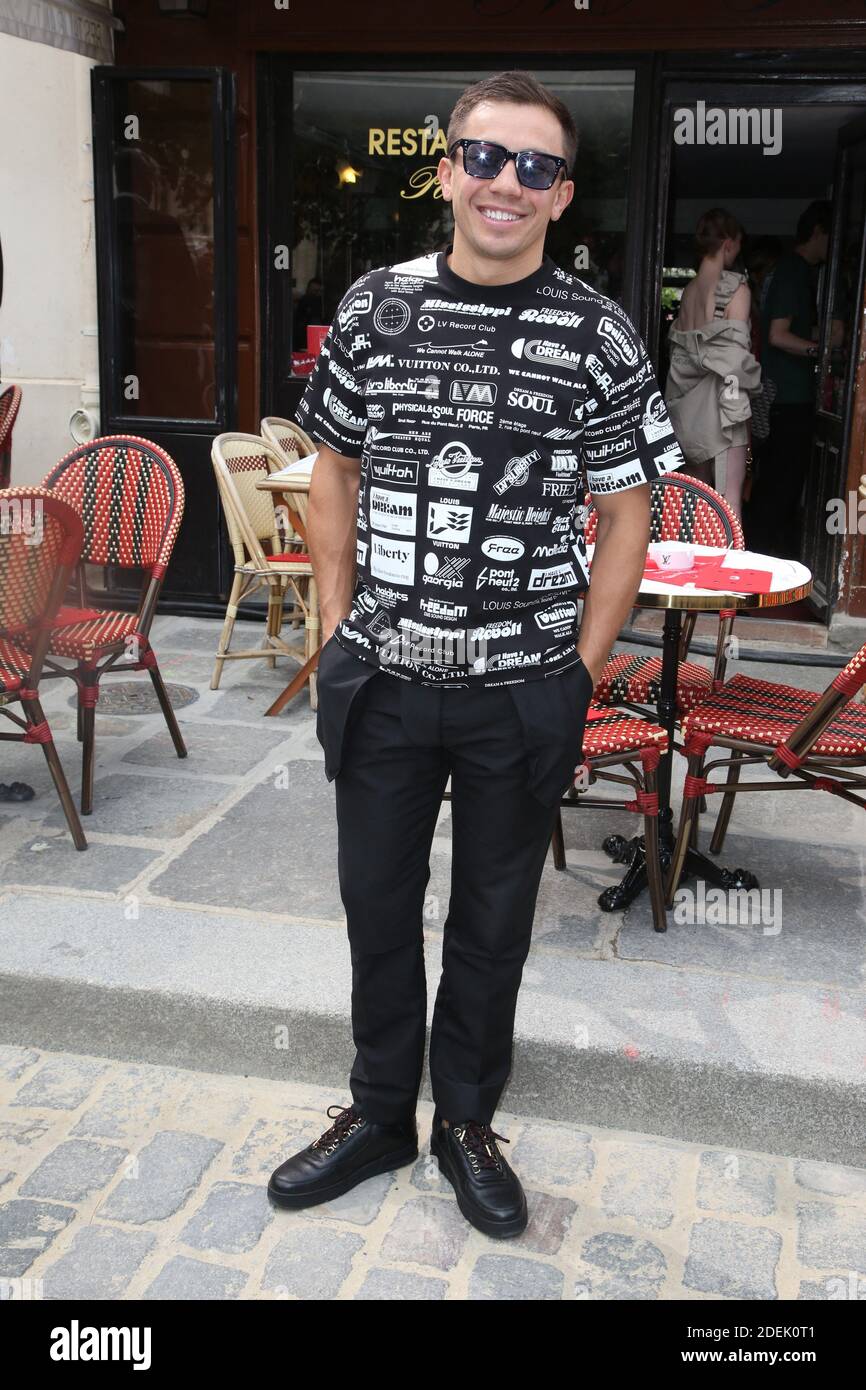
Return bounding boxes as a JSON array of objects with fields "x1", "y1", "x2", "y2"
[
  {"x1": 744, "y1": 235, "x2": 782, "y2": 363},
  {"x1": 664, "y1": 208, "x2": 762, "y2": 525},
  {"x1": 751, "y1": 200, "x2": 831, "y2": 558},
  {"x1": 741, "y1": 235, "x2": 782, "y2": 515}
]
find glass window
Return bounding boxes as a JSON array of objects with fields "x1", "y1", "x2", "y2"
[
  {"x1": 291, "y1": 69, "x2": 635, "y2": 372},
  {"x1": 109, "y1": 78, "x2": 216, "y2": 420}
]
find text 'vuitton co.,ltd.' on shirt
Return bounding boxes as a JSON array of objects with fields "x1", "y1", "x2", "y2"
[{"x1": 295, "y1": 244, "x2": 686, "y2": 688}]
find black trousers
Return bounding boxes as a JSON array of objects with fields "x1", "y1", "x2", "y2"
[
  {"x1": 748, "y1": 401, "x2": 814, "y2": 559},
  {"x1": 314, "y1": 637, "x2": 594, "y2": 1126}
]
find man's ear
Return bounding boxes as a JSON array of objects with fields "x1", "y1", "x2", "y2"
[
  {"x1": 437, "y1": 157, "x2": 453, "y2": 202},
  {"x1": 549, "y1": 178, "x2": 575, "y2": 224}
]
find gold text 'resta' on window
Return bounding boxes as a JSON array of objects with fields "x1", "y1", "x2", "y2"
[{"x1": 290, "y1": 70, "x2": 635, "y2": 368}]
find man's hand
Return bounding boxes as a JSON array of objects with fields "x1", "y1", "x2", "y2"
[{"x1": 577, "y1": 482, "x2": 651, "y2": 692}]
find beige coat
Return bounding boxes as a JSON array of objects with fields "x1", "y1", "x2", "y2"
[{"x1": 664, "y1": 273, "x2": 762, "y2": 466}]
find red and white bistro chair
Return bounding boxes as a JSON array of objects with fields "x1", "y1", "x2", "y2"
[
  {"x1": 584, "y1": 473, "x2": 745, "y2": 717},
  {"x1": 551, "y1": 705, "x2": 670, "y2": 933},
  {"x1": 34, "y1": 435, "x2": 187, "y2": 815},
  {"x1": 665, "y1": 643, "x2": 866, "y2": 904},
  {"x1": 0, "y1": 384, "x2": 22, "y2": 489},
  {"x1": 0, "y1": 487, "x2": 87, "y2": 847}
]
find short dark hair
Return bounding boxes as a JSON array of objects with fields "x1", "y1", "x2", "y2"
[
  {"x1": 796, "y1": 200, "x2": 832, "y2": 244},
  {"x1": 446, "y1": 70, "x2": 578, "y2": 178}
]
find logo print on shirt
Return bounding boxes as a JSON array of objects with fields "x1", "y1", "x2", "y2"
[
  {"x1": 373, "y1": 298, "x2": 411, "y2": 335},
  {"x1": 493, "y1": 449, "x2": 541, "y2": 495},
  {"x1": 369, "y1": 486, "x2": 417, "y2": 535},
  {"x1": 410, "y1": 339, "x2": 495, "y2": 355},
  {"x1": 450, "y1": 381, "x2": 498, "y2": 404},
  {"x1": 510, "y1": 338, "x2": 582, "y2": 371},
  {"x1": 428, "y1": 440, "x2": 482, "y2": 492},
  {"x1": 371, "y1": 535, "x2": 415, "y2": 584},
  {"x1": 422, "y1": 552, "x2": 470, "y2": 589},
  {"x1": 323, "y1": 387, "x2": 366, "y2": 433},
  {"x1": 481, "y1": 535, "x2": 525, "y2": 561},
  {"x1": 641, "y1": 390, "x2": 674, "y2": 442},
  {"x1": 597, "y1": 315, "x2": 639, "y2": 365},
  {"x1": 338, "y1": 291, "x2": 372, "y2": 333},
  {"x1": 427, "y1": 501, "x2": 473, "y2": 544}
]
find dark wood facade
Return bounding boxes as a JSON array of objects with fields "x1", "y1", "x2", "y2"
[{"x1": 110, "y1": 0, "x2": 866, "y2": 617}]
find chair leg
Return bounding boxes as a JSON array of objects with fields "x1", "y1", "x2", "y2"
[
  {"x1": 642, "y1": 772, "x2": 666, "y2": 932},
  {"x1": 147, "y1": 661, "x2": 188, "y2": 758},
  {"x1": 80, "y1": 697, "x2": 96, "y2": 817},
  {"x1": 550, "y1": 809, "x2": 566, "y2": 870},
  {"x1": 665, "y1": 753, "x2": 704, "y2": 907},
  {"x1": 25, "y1": 697, "x2": 87, "y2": 850},
  {"x1": 211, "y1": 574, "x2": 243, "y2": 690},
  {"x1": 43, "y1": 735, "x2": 88, "y2": 848},
  {"x1": 709, "y1": 750, "x2": 744, "y2": 855}
]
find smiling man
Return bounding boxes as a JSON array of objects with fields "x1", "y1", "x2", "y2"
[{"x1": 269, "y1": 70, "x2": 685, "y2": 1239}]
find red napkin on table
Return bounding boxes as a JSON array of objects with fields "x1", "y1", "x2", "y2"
[{"x1": 642, "y1": 553, "x2": 774, "y2": 593}]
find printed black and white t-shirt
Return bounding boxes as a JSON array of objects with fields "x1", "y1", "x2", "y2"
[{"x1": 295, "y1": 244, "x2": 685, "y2": 688}]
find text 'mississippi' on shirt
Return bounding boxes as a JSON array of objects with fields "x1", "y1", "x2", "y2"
[{"x1": 295, "y1": 245, "x2": 685, "y2": 688}]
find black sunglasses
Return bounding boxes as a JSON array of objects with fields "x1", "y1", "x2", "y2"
[{"x1": 448, "y1": 138, "x2": 569, "y2": 191}]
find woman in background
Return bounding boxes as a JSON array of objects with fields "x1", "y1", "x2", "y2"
[{"x1": 664, "y1": 208, "x2": 762, "y2": 524}]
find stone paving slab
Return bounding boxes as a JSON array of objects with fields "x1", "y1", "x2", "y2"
[
  {"x1": 1, "y1": 1046, "x2": 865, "y2": 1301},
  {"x1": 2, "y1": 889, "x2": 865, "y2": 1164}
]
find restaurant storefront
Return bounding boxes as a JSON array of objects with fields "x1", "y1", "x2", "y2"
[{"x1": 90, "y1": 0, "x2": 866, "y2": 623}]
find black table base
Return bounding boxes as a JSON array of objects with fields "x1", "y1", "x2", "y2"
[
  {"x1": 599, "y1": 608, "x2": 759, "y2": 915},
  {"x1": 598, "y1": 827, "x2": 759, "y2": 914}
]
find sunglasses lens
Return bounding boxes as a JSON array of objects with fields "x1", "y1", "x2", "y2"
[
  {"x1": 516, "y1": 152, "x2": 560, "y2": 189},
  {"x1": 463, "y1": 141, "x2": 506, "y2": 178}
]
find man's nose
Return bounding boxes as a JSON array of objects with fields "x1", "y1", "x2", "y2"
[{"x1": 487, "y1": 157, "x2": 523, "y2": 198}]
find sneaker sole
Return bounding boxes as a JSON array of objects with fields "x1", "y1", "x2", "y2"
[
  {"x1": 430, "y1": 1132, "x2": 528, "y2": 1239},
  {"x1": 267, "y1": 1139, "x2": 418, "y2": 1210}
]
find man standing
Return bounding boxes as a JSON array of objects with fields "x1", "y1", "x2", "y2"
[
  {"x1": 754, "y1": 200, "x2": 831, "y2": 558},
  {"x1": 269, "y1": 71, "x2": 685, "y2": 1239}
]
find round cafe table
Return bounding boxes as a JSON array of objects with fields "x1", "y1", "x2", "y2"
[{"x1": 584, "y1": 542, "x2": 812, "y2": 911}]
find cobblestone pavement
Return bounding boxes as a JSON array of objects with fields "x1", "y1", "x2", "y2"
[{"x1": 2, "y1": 1046, "x2": 865, "y2": 1301}]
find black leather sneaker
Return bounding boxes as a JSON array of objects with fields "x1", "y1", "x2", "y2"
[
  {"x1": 430, "y1": 1113, "x2": 527, "y2": 1238},
  {"x1": 268, "y1": 1103, "x2": 418, "y2": 1210}
]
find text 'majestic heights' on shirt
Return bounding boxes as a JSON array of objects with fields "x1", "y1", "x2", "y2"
[{"x1": 295, "y1": 243, "x2": 686, "y2": 689}]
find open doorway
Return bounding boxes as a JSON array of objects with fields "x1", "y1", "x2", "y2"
[{"x1": 657, "y1": 89, "x2": 866, "y2": 625}]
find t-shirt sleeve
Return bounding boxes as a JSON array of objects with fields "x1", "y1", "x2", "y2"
[
  {"x1": 580, "y1": 307, "x2": 685, "y2": 496},
  {"x1": 294, "y1": 284, "x2": 369, "y2": 457}
]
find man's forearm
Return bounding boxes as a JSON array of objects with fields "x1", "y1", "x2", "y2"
[
  {"x1": 577, "y1": 511, "x2": 648, "y2": 685},
  {"x1": 305, "y1": 449, "x2": 360, "y2": 638},
  {"x1": 768, "y1": 324, "x2": 816, "y2": 356}
]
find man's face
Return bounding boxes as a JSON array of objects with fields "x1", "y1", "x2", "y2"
[{"x1": 438, "y1": 101, "x2": 574, "y2": 267}]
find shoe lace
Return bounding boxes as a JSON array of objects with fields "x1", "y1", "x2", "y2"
[
  {"x1": 311, "y1": 1104, "x2": 366, "y2": 1156},
  {"x1": 454, "y1": 1121, "x2": 510, "y2": 1173}
]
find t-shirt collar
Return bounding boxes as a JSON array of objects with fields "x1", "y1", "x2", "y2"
[{"x1": 436, "y1": 242, "x2": 555, "y2": 303}]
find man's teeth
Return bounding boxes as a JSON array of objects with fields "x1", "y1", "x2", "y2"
[{"x1": 481, "y1": 209, "x2": 521, "y2": 221}]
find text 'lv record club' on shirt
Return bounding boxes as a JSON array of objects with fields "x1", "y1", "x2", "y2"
[{"x1": 296, "y1": 245, "x2": 685, "y2": 689}]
